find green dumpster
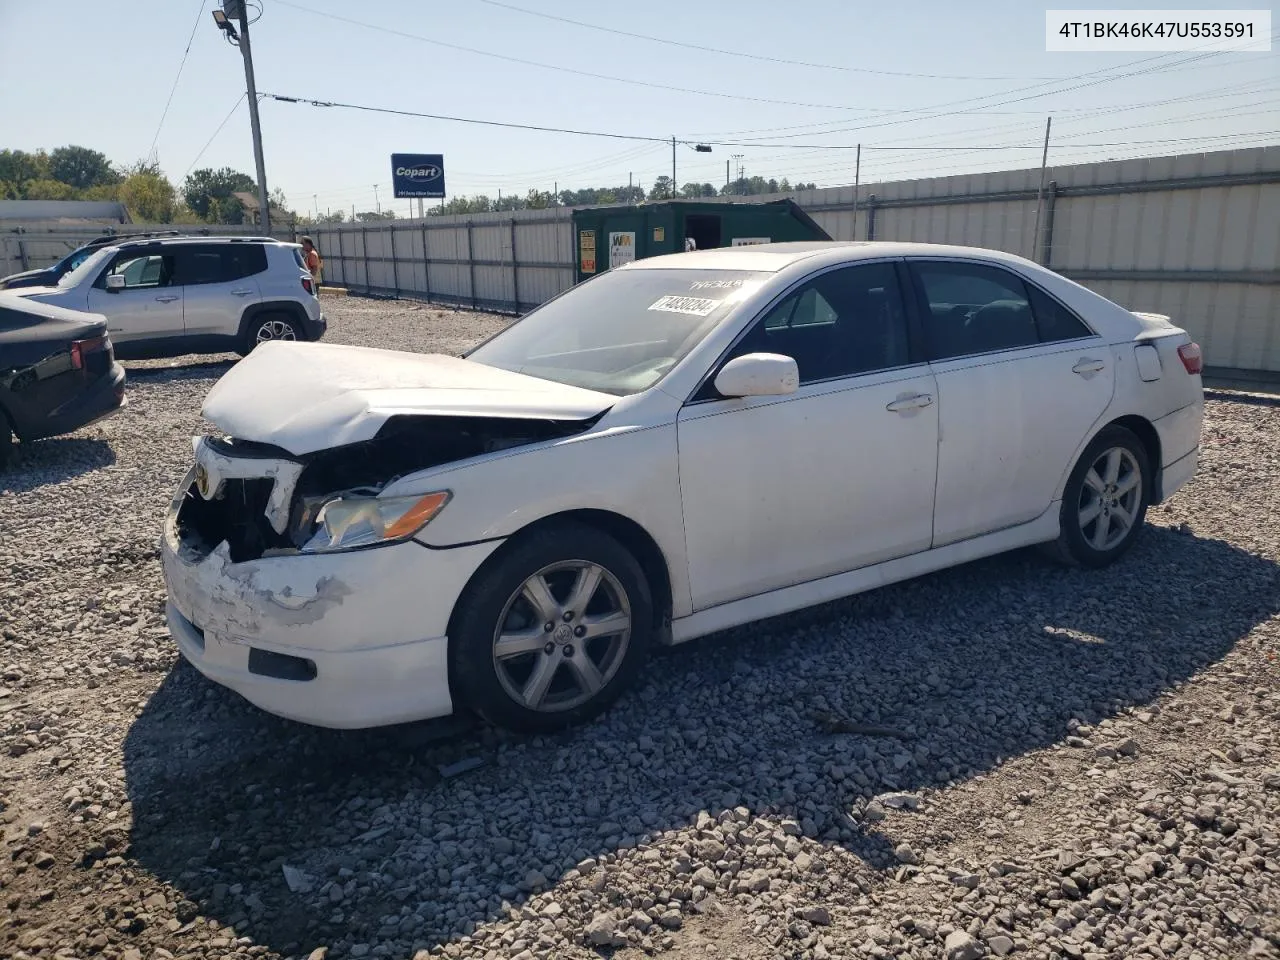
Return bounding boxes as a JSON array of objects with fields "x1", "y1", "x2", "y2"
[{"x1": 570, "y1": 198, "x2": 830, "y2": 284}]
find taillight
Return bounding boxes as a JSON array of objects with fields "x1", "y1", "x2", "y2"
[
  {"x1": 70, "y1": 334, "x2": 107, "y2": 370},
  {"x1": 1177, "y1": 341, "x2": 1203, "y2": 375},
  {"x1": 302, "y1": 277, "x2": 314, "y2": 295}
]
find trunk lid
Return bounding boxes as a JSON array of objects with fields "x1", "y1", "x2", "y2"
[{"x1": 201, "y1": 341, "x2": 616, "y2": 455}]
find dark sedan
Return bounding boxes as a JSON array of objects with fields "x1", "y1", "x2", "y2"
[{"x1": 0, "y1": 294, "x2": 126, "y2": 467}]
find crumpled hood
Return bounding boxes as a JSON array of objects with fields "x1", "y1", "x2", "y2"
[{"x1": 202, "y1": 340, "x2": 616, "y2": 456}]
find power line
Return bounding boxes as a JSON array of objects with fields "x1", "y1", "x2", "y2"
[
  {"x1": 149, "y1": 0, "x2": 207, "y2": 164},
  {"x1": 183, "y1": 92, "x2": 248, "y2": 178},
  {"x1": 474, "y1": 0, "x2": 1064, "y2": 81},
  {"x1": 262, "y1": 92, "x2": 672, "y2": 142},
  {"x1": 278, "y1": 0, "x2": 1249, "y2": 120}
]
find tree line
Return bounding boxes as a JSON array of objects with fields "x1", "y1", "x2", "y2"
[{"x1": 1, "y1": 145, "x2": 819, "y2": 227}]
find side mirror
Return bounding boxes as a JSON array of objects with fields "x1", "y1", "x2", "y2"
[
  {"x1": 105, "y1": 274, "x2": 125, "y2": 292},
  {"x1": 713, "y1": 352, "x2": 799, "y2": 398}
]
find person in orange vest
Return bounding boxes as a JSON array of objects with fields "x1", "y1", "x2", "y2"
[{"x1": 301, "y1": 236, "x2": 323, "y2": 291}]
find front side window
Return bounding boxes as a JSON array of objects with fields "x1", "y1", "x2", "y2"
[
  {"x1": 95, "y1": 251, "x2": 175, "y2": 290},
  {"x1": 913, "y1": 261, "x2": 1039, "y2": 360},
  {"x1": 466, "y1": 268, "x2": 771, "y2": 396},
  {"x1": 718, "y1": 261, "x2": 911, "y2": 388}
]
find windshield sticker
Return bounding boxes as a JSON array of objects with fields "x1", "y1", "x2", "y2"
[
  {"x1": 690, "y1": 279, "x2": 744, "y2": 290},
  {"x1": 648, "y1": 295, "x2": 722, "y2": 317}
]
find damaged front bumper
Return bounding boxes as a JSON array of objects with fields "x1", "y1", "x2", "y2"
[{"x1": 161, "y1": 454, "x2": 502, "y2": 729}]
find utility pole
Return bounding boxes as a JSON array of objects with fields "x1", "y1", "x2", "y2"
[
  {"x1": 671, "y1": 136, "x2": 677, "y2": 199},
  {"x1": 725, "y1": 159, "x2": 730, "y2": 191},
  {"x1": 629, "y1": 172, "x2": 633, "y2": 201},
  {"x1": 313, "y1": 194, "x2": 319, "y2": 221},
  {"x1": 373, "y1": 184, "x2": 380, "y2": 214},
  {"x1": 1031, "y1": 116, "x2": 1053, "y2": 262},
  {"x1": 852, "y1": 144, "x2": 861, "y2": 239},
  {"x1": 212, "y1": 1, "x2": 271, "y2": 232},
  {"x1": 731, "y1": 154, "x2": 744, "y2": 196}
]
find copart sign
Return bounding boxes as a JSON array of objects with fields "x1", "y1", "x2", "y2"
[{"x1": 391, "y1": 153, "x2": 446, "y2": 199}]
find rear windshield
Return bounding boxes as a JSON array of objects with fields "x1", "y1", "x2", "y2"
[{"x1": 466, "y1": 268, "x2": 770, "y2": 396}]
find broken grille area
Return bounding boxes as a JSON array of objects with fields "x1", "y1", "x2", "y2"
[{"x1": 175, "y1": 476, "x2": 293, "y2": 562}]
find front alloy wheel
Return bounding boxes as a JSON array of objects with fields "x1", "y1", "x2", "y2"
[
  {"x1": 492, "y1": 561, "x2": 632, "y2": 713},
  {"x1": 450, "y1": 522, "x2": 653, "y2": 733}
]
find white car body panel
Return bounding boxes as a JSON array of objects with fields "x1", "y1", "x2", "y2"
[
  {"x1": 161, "y1": 241, "x2": 1206, "y2": 729},
  {"x1": 676, "y1": 365, "x2": 939, "y2": 609},
  {"x1": 929, "y1": 339, "x2": 1116, "y2": 547}
]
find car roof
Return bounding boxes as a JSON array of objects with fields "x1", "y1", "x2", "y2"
[
  {"x1": 623, "y1": 241, "x2": 1042, "y2": 273},
  {"x1": 112, "y1": 235, "x2": 281, "y2": 247}
]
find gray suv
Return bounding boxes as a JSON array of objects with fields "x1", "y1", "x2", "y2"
[{"x1": 9, "y1": 237, "x2": 326, "y2": 360}]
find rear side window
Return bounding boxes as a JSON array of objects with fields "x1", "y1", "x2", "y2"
[
  {"x1": 172, "y1": 244, "x2": 269, "y2": 285},
  {"x1": 173, "y1": 248, "x2": 225, "y2": 285},
  {"x1": 224, "y1": 244, "x2": 268, "y2": 280},
  {"x1": 912, "y1": 261, "x2": 1039, "y2": 360},
  {"x1": 291, "y1": 248, "x2": 307, "y2": 270},
  {"x1": 1026, "y1": 284, "x2": 1094, "y2": 342}
]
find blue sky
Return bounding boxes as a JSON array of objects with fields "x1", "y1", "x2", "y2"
[{"x1": 1, "y1": 0, "x2": 1275, "y2": 218}]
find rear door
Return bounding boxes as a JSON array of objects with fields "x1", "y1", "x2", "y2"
[
  {"x1": 85, "y1": 250, "x2": 184, "y2": 346},
  {"x1": 908, "y1": 258, "x2": 1115, "y2": 547},
  {"x1": 176, "y1": 244, "x2": 265, "y2": 340}
]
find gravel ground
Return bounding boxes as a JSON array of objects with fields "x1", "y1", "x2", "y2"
[{"x1": 1, "y1": 295, "x2": 1278, "y2": 960}]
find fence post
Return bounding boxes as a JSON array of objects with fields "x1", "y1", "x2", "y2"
[
  {"x1": 16, "y1": 229, "x2": 28, "y2": 271},
  {"x1": 389, "y1": 223, "x2": 399, "y2": 297},
  {"x1": 338, "y1": 229, "x2": 348, "y2": 288},
  {"x1": 467, "y1": 220, "x2": 477, "y2": 310},
  {"x1": 1041, "y1": 180, "x2": 1059, "y2": 267},
  {"x1": 866, "y1": 195, "x2": 878, "y2": 242},
  {"x1": 510, "y1": 218, "x2": 519, "y2": 315},
  {"x1": 360, "y1": 226, "x2": 369, "y2": 293},
  {"x1": 421, "y1": 221, "x2": 431, "y2": 303}
]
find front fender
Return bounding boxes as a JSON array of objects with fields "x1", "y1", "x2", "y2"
[{"x1": 385, "y1": 422, "x2": 692, "y2": 617}]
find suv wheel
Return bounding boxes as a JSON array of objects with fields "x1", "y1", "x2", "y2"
[{"x1": 239, "y1": 314, "x2": 302, "y2": 355}]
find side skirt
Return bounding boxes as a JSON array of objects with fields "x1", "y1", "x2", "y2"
[{"x1": 670, "y1": 506, "x2": 1062, "y2": 644}]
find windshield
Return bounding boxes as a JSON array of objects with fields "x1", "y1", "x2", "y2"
[
  {"x1": 467, "y1": 268, "x2": 770, "y2": 395},
  {"x1": 53, "y1": 247, "x2": 93, "y2": 274},
  {"x1": 57, "y1": 247, "x2": 116, "y2": 289}
]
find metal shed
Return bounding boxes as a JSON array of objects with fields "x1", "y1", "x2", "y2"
[{"x1": 570, "y1": 198, "x2": 830, "y2": 283}]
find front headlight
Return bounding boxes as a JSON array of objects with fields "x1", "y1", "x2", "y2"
[{"x1": 301, "y1": 490, "x2": 451, "y2": 554}]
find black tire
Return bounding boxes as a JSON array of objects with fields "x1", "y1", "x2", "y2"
[
  {"x1": 1045, "y1": 425, "x2": 1151, "y2": 568},
  {"x1": 0, "y1": 414, "x2": 12, "y2": 469},
  {"x1": 238, "y1": 313, "x2": 303, "y2": 356},
  {"x1": 449, "y1": 521, "x2": 654, "y2": 733}
]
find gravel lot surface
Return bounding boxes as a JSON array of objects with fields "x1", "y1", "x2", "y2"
[{"x1": 2, "y1": 296, "x2": 1278, "y2": 960}]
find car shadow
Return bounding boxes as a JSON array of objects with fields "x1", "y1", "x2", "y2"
[
  {"x1": 1, "y1": 437, "x2": 116, "y2": 492},
  {"x1": 122, "y1": 357, "x2": 238, "y2": 382},
  {"x1": 121, "y1": 526, "x2": 1280, "y2": 956}
]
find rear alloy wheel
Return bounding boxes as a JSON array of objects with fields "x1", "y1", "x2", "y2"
[
  {"x1": 240, "y1": 314, "x2": 302, "y2": 355},
  {"x1": 450, "y1": 523, "x2": 653, "y2": 733},
  {"x1": 1047, "y1": 425, "x2": 1151, "y2": 568}
]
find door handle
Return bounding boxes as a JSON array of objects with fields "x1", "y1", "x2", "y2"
[
  {"x1": 886, "y1": 393, "x2": 934, "y2": 413},
  {"x1": 154, "y1": 295, "x2": 179, "y2": 303},
  {"x1": 1072, "y1": 358, "x2": 1106, "y2": 377},
  {"x1": 231, "y1": 288, "x2": 254, "y2": 296}
]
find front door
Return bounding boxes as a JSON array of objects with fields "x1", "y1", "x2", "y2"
[
  {"x1": 677, "y1": 260, "x2": 939, "y2": 610},
  {"x1": 86, "y1": 250, "x2": 184, "y2": 347},
  {"x1": 906, "y1": 258, "x2": 1117, "y2": 547}
]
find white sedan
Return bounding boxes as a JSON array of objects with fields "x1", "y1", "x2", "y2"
[{"x1": 161, "y1": 241, "x2": 1204, "y2": 732}]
